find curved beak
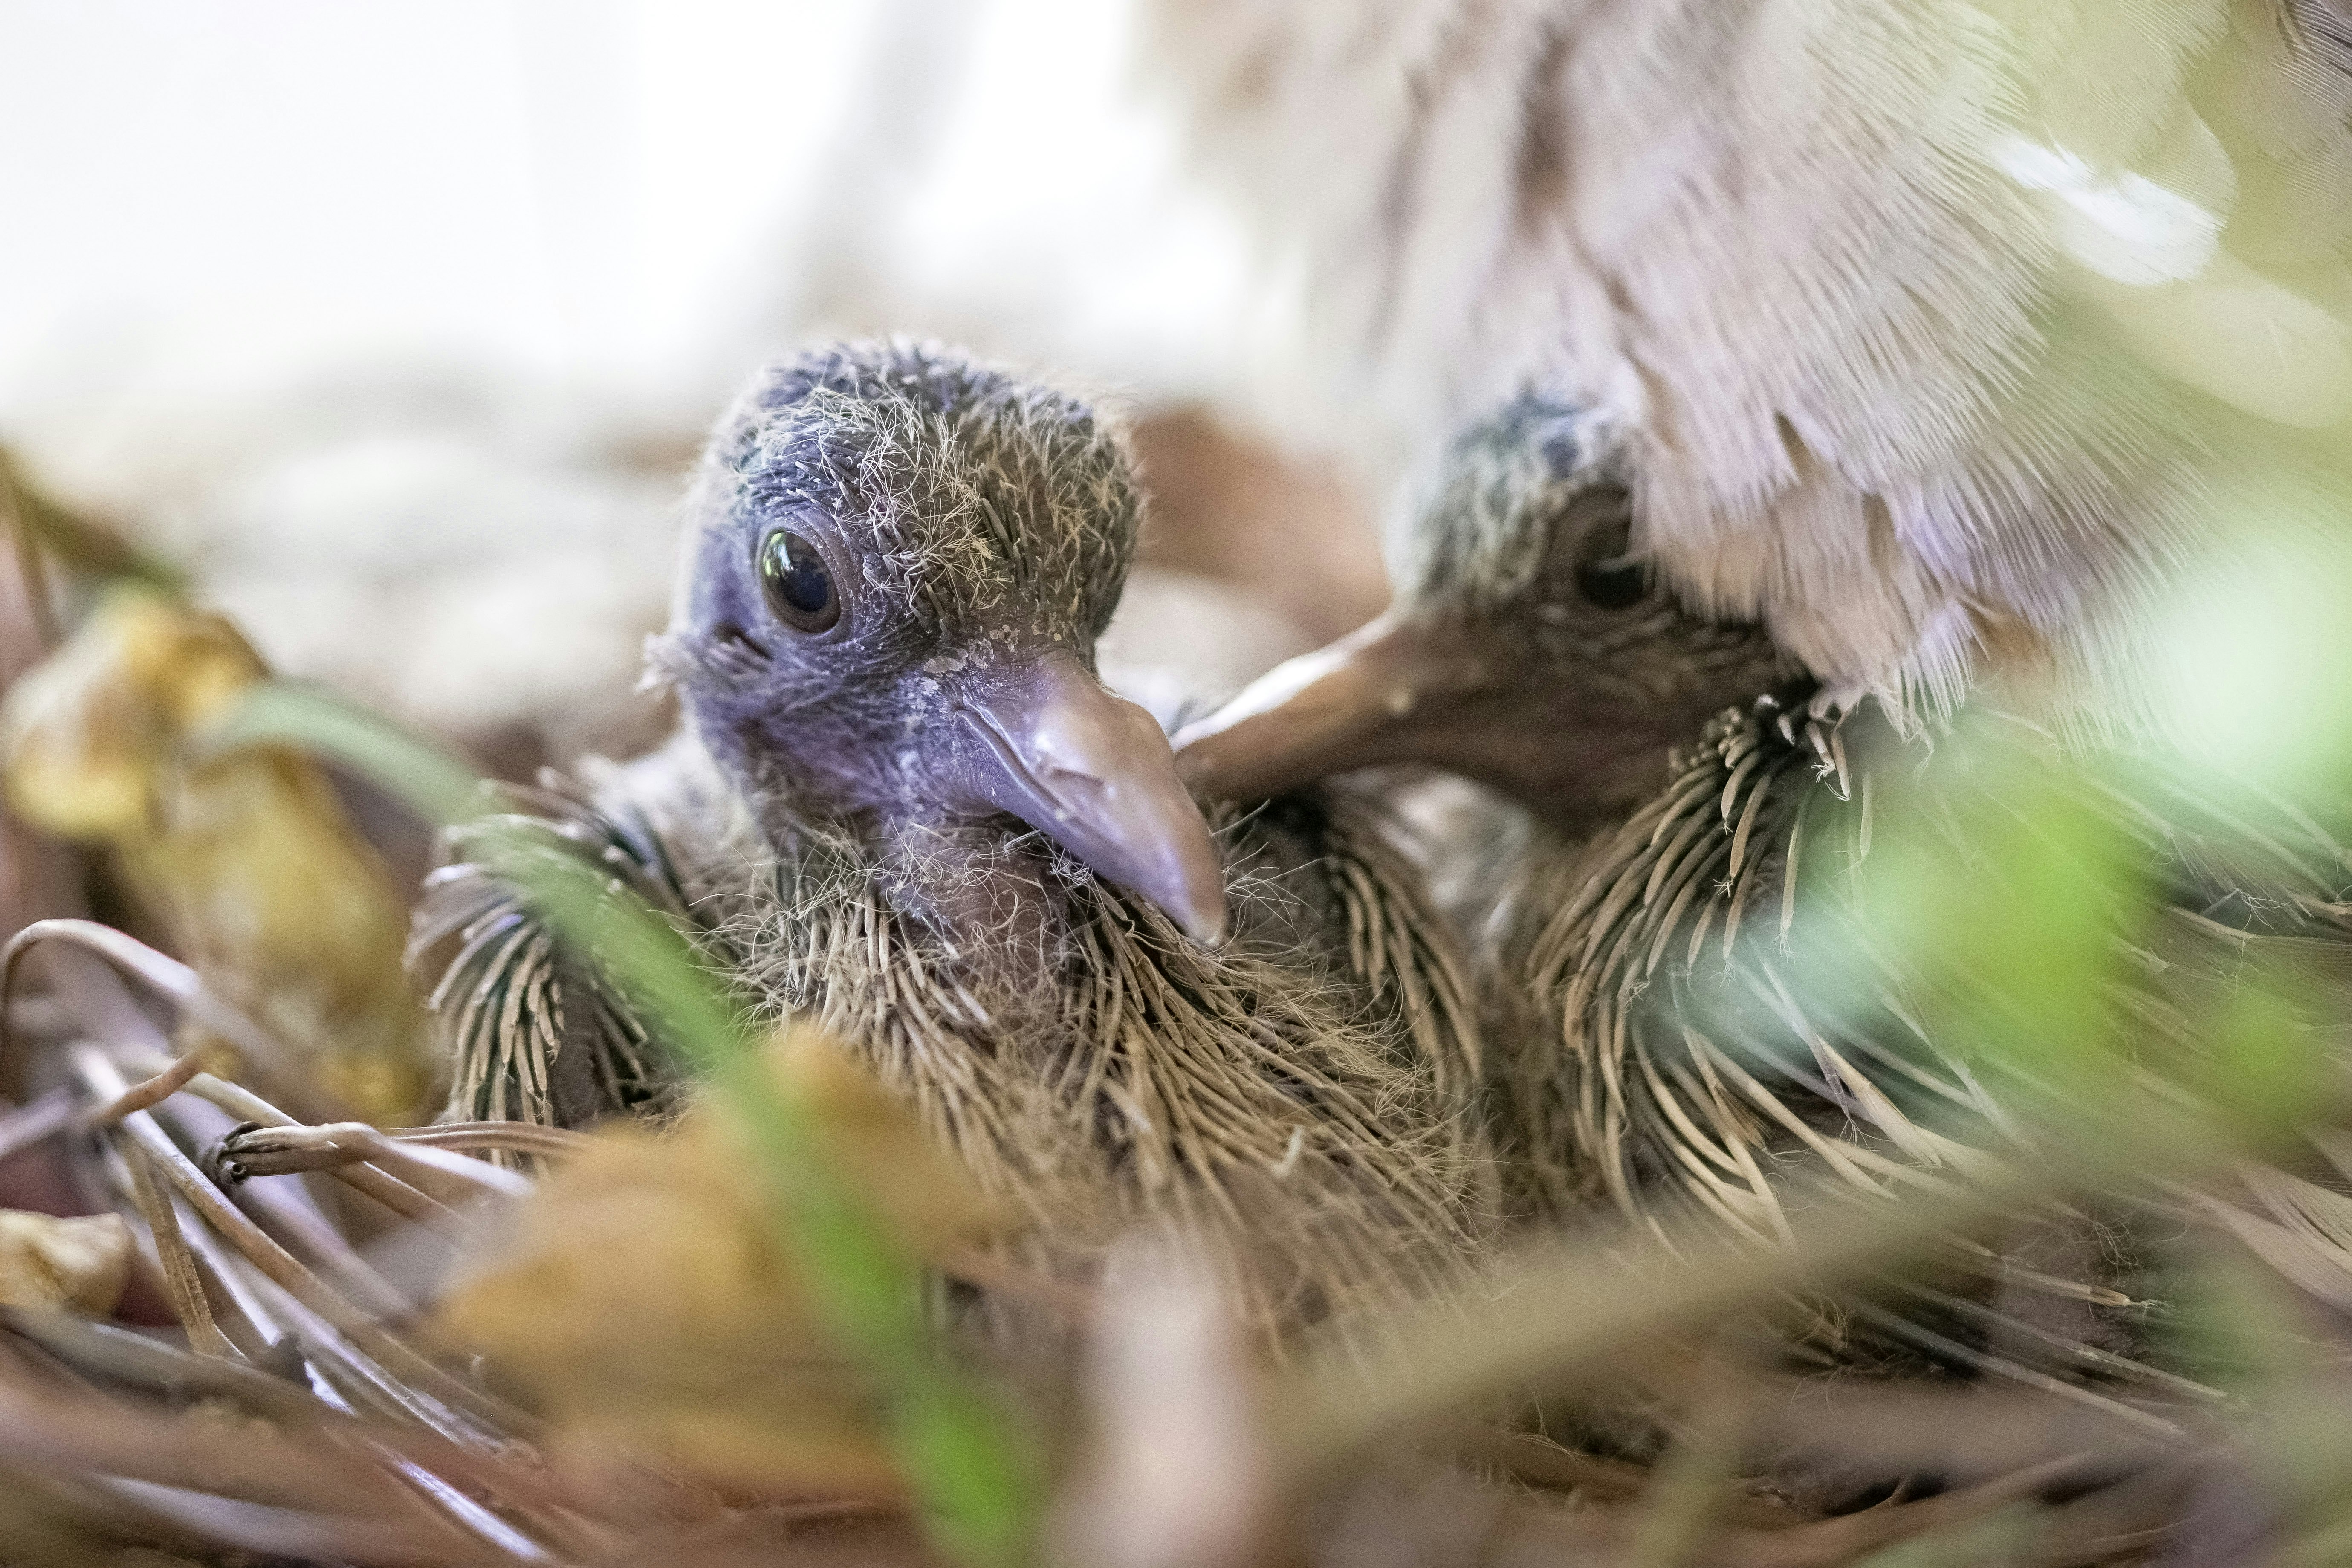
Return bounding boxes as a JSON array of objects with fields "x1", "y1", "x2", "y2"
[
  {"x1": 1172, "y1": 610, "x2": 1494, "y2": 804},
  {"x1": 945, "y1": 648, "x2": 1230, "y2": 946}
]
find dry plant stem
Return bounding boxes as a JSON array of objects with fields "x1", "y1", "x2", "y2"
[
  {"x1": 1279, "y1": 1077, "x2": 2258, "y2": 1486},
  {"x1": 172, "y1": 1198, "x2": 291, "y2": 1360},
  {"x1": 219, "y1": 1248, "x2": 508, "y2": 1451},
  {"x1": 119, "y1": 1137, "x2": 232, "y2": 1358},
  {"x1": 99, "y1": 1049, "x2": 441, "y2": 1314},
  {"x1": 0, "y1": 920, "x2": 336, "y2": 1121},
  {"x1": 4, "y1": 1309, "x2": 573, "y2": 1557},
  {"x1": 114, "y1": 1044, "x2": 460, "y2": 1230},
  {"x1": 0, "y1": 1308, "x2": 323, "y2": 1423},
  {"x1": 222, "y1": 1122, "x2": 532, "y2": 1200},
  {"x1": 66, "y1": 1046, "x2": 527, "y2": 1438},
  {"x1": 147, "y1": 1096, "x2": 419, "y2": 1321},
  {"x1": 86, "y1": 1048, "x2": 210, "y2": 1128},
  {"x1": 1842, "y1": 1299, "x2": 2188, "y2": 1438},
  {"x1": 386, "y1": 1122, "x2": 590, "y2": 1158},
  {"x1": 213, "y1": 1167, "x2": 415, "y2": 1324}
]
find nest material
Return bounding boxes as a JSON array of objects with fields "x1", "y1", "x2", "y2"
[{"x1": 413, "y1": 735, "x2": 1496, "y2": 1336}]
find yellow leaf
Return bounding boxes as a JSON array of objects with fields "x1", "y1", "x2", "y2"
[
  {"x1": 437, "y1": 1025, "x2": 1007, "y2": 1495},
  {"x1": 0, "y1": 587, "x2": 434, "y2": 1123},
  {"x1": 0, "y1": 1211, "x2": 131, "y2": 1316}
]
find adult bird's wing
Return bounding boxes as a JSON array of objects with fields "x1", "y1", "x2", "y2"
[
  {"x1": 407, "y1": 781, "x2": 701, "y2": 1137},
  {"x1": 1145, "y1": 0, "x2": 2352, "y2": 724}
]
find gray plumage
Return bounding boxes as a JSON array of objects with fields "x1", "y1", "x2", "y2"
[
  {"x1": 1148, "y1": 0, "x2": 2352, "y2": 730},
  {"x1": 411, "y1": 340, "x2": 1493, "y2": 1332}
]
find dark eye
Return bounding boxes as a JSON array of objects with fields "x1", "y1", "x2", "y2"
[
  {"x1": 758, "y1": 529, "x2": 841, "y2": 633},
  {"x1": 1573, "y1": 512, "x2": 1646, "y2": 610}
]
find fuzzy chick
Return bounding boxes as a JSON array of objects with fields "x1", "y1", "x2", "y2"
[
  {"x1": 1183, "y1": 393, "x2": 2352, "y2": 1396},
  {"x1": 413, "y1": 340, "x2": 1492, "y2": 1336}
]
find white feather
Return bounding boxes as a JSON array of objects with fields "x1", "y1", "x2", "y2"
[{"x1": 1143, "y1": 0, "x2": 2352, "y2": 729}]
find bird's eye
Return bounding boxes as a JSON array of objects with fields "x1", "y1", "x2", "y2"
[
  {"x1": 1572, "y1": 510, "x2": 1646, "y2": 610},
  {"x1": 758, "y1": 529, "x2": 841, "y2": 634}
]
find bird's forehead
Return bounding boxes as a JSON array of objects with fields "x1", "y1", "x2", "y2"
[{"x1": 712, "y1": 417, "x2": 1114, "y2": 646}]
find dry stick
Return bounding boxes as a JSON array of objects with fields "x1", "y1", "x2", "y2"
[
  {"x1": 119, "y1": 1137, "x2": 233, "y2": 1358},
  {"x1": 219, "y1": 1122, "x2": 532, "y2": 1200},
  {"x1": 95, "y1": 1477, "x2": 506, "y2": 1568},
  {"x1": 67, "y1": 1047, "x2": 529, "y2": 1438},
  {"x1": 112, "y1": 1044, "x2": 461, "y2": 1231},
  {"x1": 0, "y1": 919, "x2": 339, "y2": 1123},
  {"x1": 0, "y1": 920, "x2": 452, "y2": 1230},
  {"x1": 85, "y1": 1047, "x2": 211, "y2": 1128},
  {"x1": 1285, "y1": 1191, "x2": 2098, "y2": 1493},
  {"x1": 385, "y1": 1121, "x2": 590, "y2": 1158},
  {"x1": 143, "y1": 1243, "x2": 579, "y2": 1562},
  {"x1": 223, "y1": 1255, "x2": 527, "y2": 1477},
  {"x1": 147, "y1": 1095, "x2": 418, "y2": 1323}
]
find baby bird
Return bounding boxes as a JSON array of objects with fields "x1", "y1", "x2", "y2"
[
  {"x1": 411, "y1": 340, "x2": 1490, "y2": 1330},
  {"x1": 1178, "y1": 393, "x2": 2352, "y2": 1386},
  {"x1": 1178, "y1": 396, "x2": 1788, "y2": 838}
]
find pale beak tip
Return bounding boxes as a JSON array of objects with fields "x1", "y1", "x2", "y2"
[{"x1": 1182, "y1": 895, "x2": 1232, "y2": 950}]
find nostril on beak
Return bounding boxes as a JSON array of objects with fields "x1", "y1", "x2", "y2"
[{"x1": 948, "y1": 651, "x2": 1232, "y2": 946}]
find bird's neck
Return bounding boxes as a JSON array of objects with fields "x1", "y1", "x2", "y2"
[{"x1": 868, "y1": 810, "x2": 1071, "y2": 1011}]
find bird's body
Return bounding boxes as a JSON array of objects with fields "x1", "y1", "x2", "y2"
[
  {"x1": 1151, "y1": 0, "x2": 2352, "y2": 726},
  {"x1": 412, "y1": 341, "x2": 1491, "y2": 1331}
]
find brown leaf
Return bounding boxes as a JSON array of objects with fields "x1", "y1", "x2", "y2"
[{"x1": 437, "y1": 1024, "x2": 1007, "y2": 1498}]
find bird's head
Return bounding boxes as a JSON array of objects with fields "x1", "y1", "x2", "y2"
[
  {"x1": 661, "y1": 339, "x2": 1228, "y2": 946},
  {"x1": 1175, "y1": 396, "x2": 1789, "y2": 834}
]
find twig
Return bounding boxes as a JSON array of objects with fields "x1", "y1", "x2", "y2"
[
  {"x1": 112, "y1": 1043, "x2": 463, "y2": 1231},
  {"x1": 98, "y1": 1477, "x2": 509, "y2": 1568},
  {"x1": 67, "y1": 1045, "x2": 530, "y2": 1439},
  {"x1": 0, "y1": 1306, "x2": 314, "y2": 1422},
  {"x1": 219, "y1": 1122, "x2": 532, "y2": 1200},
  {"x1": 119, "y1": 1137, "x2": 232, "y2": 1358},
  {"x1": 0, "y1": 920, "x2": 335, "y2": 1120},
  {"x1": 383, "y1": 1121, "x2": 591, "y2": 1158},
  {"x1": 85, "y1": 1048, "x2": 211, "y2": 1128},
  {"x1": 148, "y1": 1093, "x2": 416, "y2": 1322}
]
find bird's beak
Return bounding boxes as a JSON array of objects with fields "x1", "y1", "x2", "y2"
[
  {"x1": 947, "y1": 648, "x2": 1230, "y2": 946},
  {"x1": 1172, "y1": 609, "x2": 1487, "y2": 804}
]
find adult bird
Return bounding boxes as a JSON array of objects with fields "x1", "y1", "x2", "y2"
[
  {"x1": 408, "y1": 340, "x2": 1491, "y2": 1334},
  {"x1": 1156, "y1": 0, "x2": 2352, "y2": 766}
]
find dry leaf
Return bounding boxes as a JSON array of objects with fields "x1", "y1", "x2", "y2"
[
  {"x1": 0, "y1": 587, "x2": 432, "y2": 1122},
  {"x1": 0, "y1": 1211, "x2": 131, "y2": 1315},
  {"x1": 437, "y1": 1024, "x2": 1007, "y2": 1496}
]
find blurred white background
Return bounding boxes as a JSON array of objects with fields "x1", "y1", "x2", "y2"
[{"x1": 0, "y1": 0, "x2": 1350, "y2": 765}]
